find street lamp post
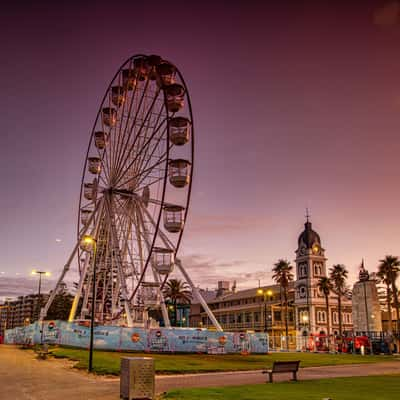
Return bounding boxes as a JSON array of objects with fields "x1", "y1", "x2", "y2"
[
  {"x1": 81, "y1": 235, "x2": 97, "y2": 373},
  {"x1": 257, "y1": 289, "x2": 273, "y2": 332},
  {"x1": 301, "y1": 313, "x2": 309, "y2": 351},
  {"x1": 31, "y1": 270, "x2": 51, "y2": 344}
]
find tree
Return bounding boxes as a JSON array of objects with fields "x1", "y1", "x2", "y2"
[
  {"x1": 329, "y1": 264, "x2": 348, "y2": 347},
  {"x1": 163, "y1": 279, "x2": 192, "y2": 326},
  {"x1": 378, "y1": 255, "x2": 400, "y2": 333},
  {"x1": 317, "y1": 276, "x2": 333, "y2": 343},
  {"x1": 272, "y1": 259, "x2": 294, "y2": 348}
]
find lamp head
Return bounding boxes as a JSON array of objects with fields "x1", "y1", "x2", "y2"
[
  {"x1": 257, "y1": 288, "x2": 263, "y2": 295},
  {"x1": 82, "y1": 235, "x2": 95, "y2": 245}
]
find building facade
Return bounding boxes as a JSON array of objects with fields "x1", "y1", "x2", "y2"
[
  {"x1": 197, "y1": 283, "x2": 296, "y2": 337},
  {"x1": 193, "y1": 218, "x2": 354, "y2": 338},
  {"x1": 294, "y1": 218, "x2": 353, "y2": 336},
  {"x1": 352, "y1": 262, "x2": 382, "y2": 333},
  {"x1": 0, "y1": 294, "x2": 49, "y2": 332}
]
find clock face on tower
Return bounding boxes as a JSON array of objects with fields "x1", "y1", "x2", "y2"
[{"x1": 312, "y1": 244, "x2": 320, "y2": 255}]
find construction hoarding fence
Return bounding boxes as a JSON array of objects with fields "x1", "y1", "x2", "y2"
[{"x1": 4, "y1": 320, "x2": 268, "y2": 354}]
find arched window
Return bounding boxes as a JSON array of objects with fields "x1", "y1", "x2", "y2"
[{"x1": 333, "y1": 312, "x2": 338, "y2": 324}]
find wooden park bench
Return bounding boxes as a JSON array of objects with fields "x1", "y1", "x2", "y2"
[{"x1": 262, "y1": 360, "x2": 300, "y2": 383}]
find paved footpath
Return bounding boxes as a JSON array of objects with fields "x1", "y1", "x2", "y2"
[{"x1": 1, "y1": 345, "x2": 400, "y2": 399}]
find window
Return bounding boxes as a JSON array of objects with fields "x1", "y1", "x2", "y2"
[
  {"x1": 313, "y1": 262, "x2": 323, "y2": 276},
  {"x1": 245, "y1": 312, "x2": 252, "y2": 323},
  {"x1": 274, "y1": 311, "x2": 282, "y2": 321},
  {"x1": 317, "y1": 311, "x2": 326, "y2": 323},
  {"x1": 333, "y1": 312, "x2": 338, "y2": 324},
  {"x1": 298, "y1": 262, "x2": 308, "y2": 278}
]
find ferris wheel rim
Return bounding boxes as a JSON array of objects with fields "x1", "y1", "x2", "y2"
[{"x1": 77, "y1": 54, "x2": 194, "y2": 322}]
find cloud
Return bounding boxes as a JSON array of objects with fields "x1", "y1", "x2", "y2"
[
  {"x1": 177, "y1": 254, "x2": 272, "y2": 289},
  {"x1": 373, "y1": 1, "x2": 400, "y2": 26},
  {"x1": 0, "y1": 276, "x2": 55, "y2": 301}
]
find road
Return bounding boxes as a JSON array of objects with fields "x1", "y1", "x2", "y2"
[{"x1": 1, "y1": 345, "x2": 399, "y2": 399}]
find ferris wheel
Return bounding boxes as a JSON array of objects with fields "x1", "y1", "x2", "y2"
[{"x1": 42, "y1": 54, "x2": 222, "y2": 331}]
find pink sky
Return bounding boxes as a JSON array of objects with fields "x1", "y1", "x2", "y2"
[{"x1": 1, "y1": 1, "x2": 400, "y2": 298}]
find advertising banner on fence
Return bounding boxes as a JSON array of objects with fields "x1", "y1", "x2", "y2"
[{"x1": 5, "y1": 321, "x2": 268, "y2": 353}]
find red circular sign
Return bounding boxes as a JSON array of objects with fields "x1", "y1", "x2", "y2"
[
  {"x1": 131, "y1": 333, "x2": 140, "y2": 343},
  {"x1": 218, "y1": 336, "x2": 227, "y2": 345}
]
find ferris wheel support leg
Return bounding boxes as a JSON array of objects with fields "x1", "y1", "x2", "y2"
[
  {"x1": 138, "y1": 203, "x2": 171, "y2": 328},
  {"x1": 136, "y1": 204, "x2": 171, "y2": 328},
  {"x1": 159, "y1": 293, "x2": 171, "y2": 328},
  {"x1": 68, "y1": 255, "x2": 90, "y2": 322},
  {"x1": 109, "y1": 218, "x2": 135, "y2": 328},
  {"x1": 41, "y1": 198, "x2": 102, "y2": 323},
  {"x1": 175, "y1": 259, "x2": 223, "y2": 332}
]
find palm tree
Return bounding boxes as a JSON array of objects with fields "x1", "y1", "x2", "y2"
[
  {"x1": 163, "y1": 279, "x2": 192, "y2": 326},
  {"x1": 317, "y1": 277, "x2": 333, "y2": 345},
  {"x1": 272, "y1": 259, "x2": 294, "y2": 349},
  {"x1": 329, "y1": 264, "x2": 348, "y2": 349},
  {"x1": 378, "y1": 255, "x2": 400, "y2": 333}
]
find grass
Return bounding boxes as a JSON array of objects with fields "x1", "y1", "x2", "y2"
[
  {"x1": 164, "y1": 375, "x2": 400, "y2": 400},
  {"x1": 49, "y1": 347, "x2": 397, "y2": 375}
]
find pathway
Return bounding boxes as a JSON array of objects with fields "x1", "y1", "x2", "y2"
[{"x1": 1, "y1": 345, "x2": 399, "y2": 399}]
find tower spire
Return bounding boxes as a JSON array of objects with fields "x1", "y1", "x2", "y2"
[{"x1": 305, "y1": 207, "x2": 311, "y2": 223}]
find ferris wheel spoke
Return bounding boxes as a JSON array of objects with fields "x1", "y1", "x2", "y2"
[
  {"x1": 113, "y1": 79, "x2": 157, "y2": 183},
  {"x1": 111, "y1": 66, "x2": 141, "y2": 183},
  {"x1": 113, "y1": 114, "x2": 167, "y2": 187},
  {"x1": 131, "y1": 97, "x2": 166, "y2": 179},
  {"x1": 114, "y1": 78, "x2": 152, "y2": 176},
  {"x1": 113, "y1": 196, "x2": 141, "y2": 281},
  {"x1": 116, "y1": 150, "x2": 168, "y2": 190},
  {"x1": 133, "y1": 123, "x2": 169, "y2": 185},
  {"x1": 133, "y1": 148, "x2": 170, "y2": 191},
  {"x1": 139, "y1": 200, "x2": 175, "y2": 250},
  {"x1": 134, "y1": 176, "x2": 165, "y2": 195}
]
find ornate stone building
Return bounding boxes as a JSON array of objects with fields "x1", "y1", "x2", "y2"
[
  {"x1": 352, "y1": 261, "x2": 382, "y2": 333},
  {"x1": 294, "y1": 218, "x2": 353, "y2": 336},
  {"x1": 193, "y1": 218, "x2": 355, "y2": 338}
]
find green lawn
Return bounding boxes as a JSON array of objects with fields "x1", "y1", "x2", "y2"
[
  {"x1": 164, "y1": 375, "x2": 400, "y2": 400},
  {"x1": 49, "y1": 347, "x2": 397, "y2": 375}
]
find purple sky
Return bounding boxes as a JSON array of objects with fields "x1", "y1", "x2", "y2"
[{"x1": 1, "y1": 1, "x2": 400, "y2": 298}]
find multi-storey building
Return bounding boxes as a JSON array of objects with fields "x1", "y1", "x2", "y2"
[
  {"x1": 0, "y1": 304, "x2": 10, "y2": 337},
  {"x1": 196, "y1": 282, "x2": 296, "y2": 337},
  {"x1": 0, "y1": 294, "x2": 49, "y2": 331},
  {"x1": 192, "y1": 218, "x2": 354, "y2": 338}
]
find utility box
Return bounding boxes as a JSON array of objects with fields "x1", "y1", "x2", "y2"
[{"x1": 120, "y1": 357, "x2": 155, "y2": 400}]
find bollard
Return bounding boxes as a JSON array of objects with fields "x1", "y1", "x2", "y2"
[{"x1": 120, "y1": 357, "x2": 155, "y2": 400}]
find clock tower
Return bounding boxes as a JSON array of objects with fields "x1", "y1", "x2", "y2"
[{"x1": 294, "y1": 217, "x2": 329, "y2": 336}]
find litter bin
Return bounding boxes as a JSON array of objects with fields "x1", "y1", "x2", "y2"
[{"x1": 120, "y1": 357, "x2": 155, "y2": 400}]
